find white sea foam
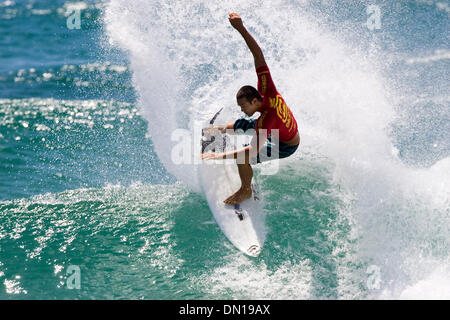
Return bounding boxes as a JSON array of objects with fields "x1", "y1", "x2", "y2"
[
  {"x1": 195, "y1": 253, "x2": 314, "y2": 299},
  {"x1": 406, "y1": 49, "x2": 450, "y2": 64}
]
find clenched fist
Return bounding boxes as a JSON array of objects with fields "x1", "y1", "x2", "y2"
[{"x1": 228, "y1": 12, "x2": 244, "y2": 31}]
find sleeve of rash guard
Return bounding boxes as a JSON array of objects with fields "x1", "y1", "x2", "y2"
[{"x1": 256, "y1": 65, "x2": 277, "y2": 97}]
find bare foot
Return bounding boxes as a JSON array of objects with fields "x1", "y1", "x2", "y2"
[{"x1": 224, "y1": 187, "x2": 252, "y2": 205}]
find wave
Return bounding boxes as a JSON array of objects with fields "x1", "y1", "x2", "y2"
[
  {"x1": 0, "y1": 98, "x2": 172, "y2": 201},
  {"x1": 0, "y1": 0, "x2": 101, "y2": 19},
  {"x1": 103, "y1": 0, "x2": 450, "y2": 299},
  {"x1": 0, "y1": 183, "x2": 194, "y2": 299},
  {"x1": 1, "y1": 62, "x2": 129, "y2": 85},
  {"x1": 405, "y1": 49, "x2": 450, "y2": 64},
  {"x1": 1, "y1": 0, "x2": 447, "y2": 299}
]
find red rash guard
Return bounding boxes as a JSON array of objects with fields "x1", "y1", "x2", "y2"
[{"x1": 256, "y1": 65, "x2": 298, "y2": 142}]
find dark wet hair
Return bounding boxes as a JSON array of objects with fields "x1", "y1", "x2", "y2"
[{"x1": 236, "y1": 86, "x2": 262, "y2": 103}]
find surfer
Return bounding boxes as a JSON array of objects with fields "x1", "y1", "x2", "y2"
[{"x1": 201, "y1": 12, "x2": 300, "y2": 205}]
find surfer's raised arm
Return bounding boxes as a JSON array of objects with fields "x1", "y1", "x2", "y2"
[{"x1": 228, "y1": 12, "x2": 267, "y2": 69}]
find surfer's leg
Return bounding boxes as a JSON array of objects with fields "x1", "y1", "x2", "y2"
[
  {"x1": 224, "y1": 163, "x2": 253, "y2": 205},
  {"x1": 223, "y1": 123, "x2": 258, "y2": 205},
  {"x1": 238, "y1": 163, "x2": 253, "y2": 189}
]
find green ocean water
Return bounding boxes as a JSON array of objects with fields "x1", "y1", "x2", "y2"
[
  {"x1": 0, "y1": 98, "x2": 356, "y2": 299},
  {"x1": 0, "y1": 0, "x2": 449, "y2": 299},
  {"x1": 1, "y1": 146, "x2": 353, "y2": 299}
]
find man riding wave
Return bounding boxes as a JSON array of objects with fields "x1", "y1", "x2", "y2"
[{"x1": 201, "y1": 12, "x2": 300, "y2": 205}]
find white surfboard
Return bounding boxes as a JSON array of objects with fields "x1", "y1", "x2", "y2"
[{"x1": 199, "y1": 146, "x2": 266, "y2": 257}]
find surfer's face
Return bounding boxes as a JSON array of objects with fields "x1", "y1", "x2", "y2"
[{"x1": 237, "y1": 98, "x2": 260, "y2": 116}]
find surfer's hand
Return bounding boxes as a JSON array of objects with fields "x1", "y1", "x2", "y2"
[
  {"x1": 201, "y1": 152, "x2": 223, "y2": 160},
  {"x1": 228, "y1": 12, "x2": 244, "y2": 31},
  {"x1": 216, "y1": 125, "x2": 226, "y2": 133},
  {"x1": 203, "y1": 126, "x2": 225, "y2": 135}
]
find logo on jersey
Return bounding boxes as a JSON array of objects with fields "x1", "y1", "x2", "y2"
[{"x1": 269, "y1": 95, "x2": 296, "y2": 132}]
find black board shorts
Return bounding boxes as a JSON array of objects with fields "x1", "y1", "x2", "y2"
[{"x1": 233, "y1": 118, "x2": 299, "y2": 164}]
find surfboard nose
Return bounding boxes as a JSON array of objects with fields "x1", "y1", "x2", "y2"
[{"x1": 247, "y1": 245, "x2": 262, "y2": 257}]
